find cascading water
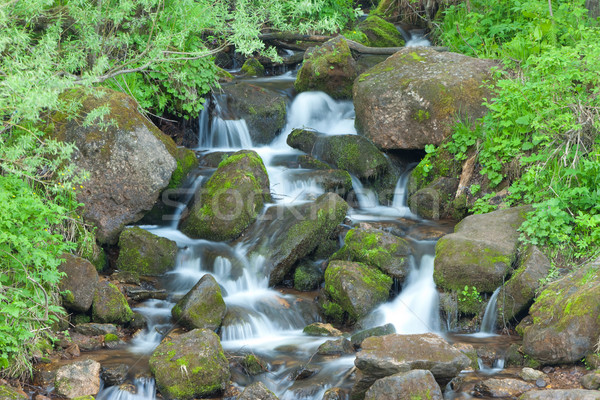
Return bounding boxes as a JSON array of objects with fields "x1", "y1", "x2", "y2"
[{"x1": 479, "y1": 286, "x2": 501, "y2": 335}]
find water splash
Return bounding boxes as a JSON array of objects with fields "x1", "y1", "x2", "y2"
[
  {"x1": 96, "y1": 378, "x2": 156, "y2": 400},
  {"x1": 479, "y1": 287, "x2": 501, "y2": 335}
]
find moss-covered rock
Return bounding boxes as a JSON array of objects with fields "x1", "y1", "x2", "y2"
[
  {"x1": 332, "y1": 228, "x2": 410, "y2": 281},
  {"x1": 251, "y1": 193, "x2": 348, "y2": 286},
  {"x1": 116, "y1": 226, "x2": 178, "y2": 276},
  {"x1": 354, "y1": 47, "x2": 497, "y2": 150},
  {"x1": 357, "y1": 15, "x2": 405, "y2": 47},
  {"x1": 294, "y1": 36, "x2": 359, "y2": 100},
  {"x1": 180, "y1": 150, "x2": 270, "y2": 241},
  {"x1": 218, "y1": 83, "x2": 287, "y2": 144},
  {"x1": 198, "y1": 151, "x2": 233, "y2": 168},
  {"x1": 168, "y1": 147, "x2": 198, "y2": 190},
  {"x1": 287, "y1": 129, "x2": 320, "y2": 154},
  {"x1": 303, "y1": 322, "x2": 343, "y2": 337},
  {"x1": 171, "y1": 274, "x2": 226, "y2": 331},
  {"x1": 498, "y1": 245, "x2": 551, "y2": 324},
  {"x1": 50, "y1": 87, "x2": 177, "y2": 244},
  {"x1": 149, "y1": 329, "x2": 230, "y2": 399},
  {"x1": 240, "y1": 58, "x2": 265, "y2": 76},
  {"x1": 91, "y1": 281, "x2": 134, "y2": 324},
  {"x1": 294, "y1": 262, "x2": 324, "y2": 291},
  {"x1": 289, "y1": 169, "x2": 353, "y2": 198},
  {"x1": 59, "y1": 253, "x2": 99, "y2": 313},
  {"x1": 298, "y1": 155, "x2": 331, "y2": 170},
  {"x1": 522, "y1": 257, "x2": 600, "y2": 365},
  {"x1": 0, "y1": 385, "x2": 27, "y2": 400},
  {"x1": 240, "y1": 354, "x2": 266, "y2": 376},
  {"x1": 323, "y1": 261, "x2": 392, "y2": 324},
  {"x1": 238, "y1": 382, "x2": 279, "y2": 400},
  {"x1": 79, "y1": 240, "x2": 107, "y2": 272},
  {"x1": 434, "y1": 206, "x2": 528, "y2": 293}
]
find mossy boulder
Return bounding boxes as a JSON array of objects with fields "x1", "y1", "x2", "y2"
[
  {"x1": 249, "y1": 192, "x2": 349, "y2": 286},
  {"x1": 354, "y1": 47, "x2": 497, "y2": 150},
  {"x1": 50, "y1": 87, "x2": 177, "y2": 244},
  {"x1": 323, "y1": 260, "x2": 392, "y2": 324},
  {"x1": 498, "y1": 245, "x2": 551, "y2": 324},
  {"x1": 0, "y1": 386, "x2": 27, "y2": 400},
  {"x1": 240, "y1": 58, "x2": 265, "y2": 76},
  {"x1": 294, "y1": 36, "x2": 359, "y2": 100},
  {"x1": 298, "y1": 155, "x2": 331, "y2": 170},
  {"x1": 353, "y1": 333, "x2": 470, "y2": 399},
  {"x1": 218, "y1": 83, "x2": 286, "y2": 144},
  {"x1": 522, "y1": 258, "x2": 600, "y2": 365},
  {"x1": 180, "y1": 150, "x2": 270, "y2": 241},
  {"x1": 434, "y1": 206, "x2": 528, "y2": 293},
  {"x1": 289, "y1": 169, "x2": 353, "y2": 198},
  {"x1": 287, "y1": 129, "x2": 395, "y2": 183},
  {"x1": 356, "y1": 15, "x2": 405, "y2": 47},
  {"x1": 332, "y1": 228, "x2": 411, "y2": 281},
  {"x1": 116, "y1": 227, "x2": 178, "y2": 276},
  {"x1": 303, "y1": 322, "x2": 343, "y2": 337},
  {"x1": 91, "y1": 281, "x2": 134, "y2": 324},
  {"x1": 168, "y1": 147, "x2": 198, "y2": 190},
  {"x1": 58, "y1": 253, "x2": 99, "y2": 313},
  {"x1": 294, "y1": 261, "x2": 324, "y2": 291},
  {"x1": 238, "y1": 382, "x2": 279, "y2": 400},
  {"x1": 149, "y1": 329, "x2": 230, "y2": 399},
  {"x1": 364, "y1": 370, "x2": 443, "y2": 400},
  {"x1": 171, "y1": 274, "x2": 226, "y2": 331}
]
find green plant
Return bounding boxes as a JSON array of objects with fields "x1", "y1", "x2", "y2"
[{"x1": 458, "y1": 285, "x2": 483, "y2": 313}]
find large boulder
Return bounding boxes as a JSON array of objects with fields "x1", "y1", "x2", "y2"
[
  {"x1": 171, "y1": 274, "x2": 226, "y2": 331},
  {"x1": 522, "y1": 258, "x2": 600, "y2": 365},
  {"x1": 149, "y1": 329, "x2": 230, "y2": 399},
  {"x1": 364, "y1": 370, "x2": 443, "y2": 400},
  {"x1": 58, "y1": 253, "x2": 99, "y2": 312},
  {"x1": 180, "y1": 150, "x2": 270, "y2": 241},
  {"x1": 249, "y1": 192, "x2": 349, "y2": 286},
  {"x1": 434, "y1": 206, "x2": 528, "y2": 293},
  {"x1": 353, "y1": 333, "x2": 470, "y2": 399},
  {"x1": 91, "y1": 281, "x2": 134, "y2": 324},
  {"x1": 294, "y1": 36, "x2": 359, "y2": 99},
  {"x1": 52, "y1": 87, "x2": 177, "y2": 244},
  {"x1": 353, "y1": 47, "x2": 497, "y2": 150},
  {"x1": 498, "y1": 245, "x2": 551, "y2": 324},
  {"x1": 322, "y1": 261, "x2": 392, "y2": 324},
  {"x1": 520, "y1": 389, "x2": 600, "y2": 400},
  {"x1": 473, "y1": 378, "x2": 535, "y2": 398},
  {"x1": 116, "y1": 227, "x2": 178, "y2": 276},
  {"x1": 54, "y1": 359, "x2": 101, "y2": 399},
  {"x1": 356, "y1": 15, "x2": 405, "y2": 47},
  {"x1": 332, "y1": 228, "x2": 411, "y2": 281},
  {"x1": 218, "y1": 82, "x2": 287, "y2": 144}
]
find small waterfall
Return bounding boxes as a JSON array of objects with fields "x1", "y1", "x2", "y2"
[
  {"x1": 405, "y1": 32, "x2": 431, "y2": 47},
  {"x1": 391, "y1": 169, "x2": 415, "y2": 217},
  {"x1": 283, "y1": 92, "x2": 356, "y2": 136},
  {"x1": 478, "y1": 357, "x2": 505, "y2": 375},
  {"x1": 350, "y1": 175, "x2": 379, "y2": 209},
  {"x1": 96, "y1": 377, "x2": 156, "y2": 400},
  {"x1": 167, "y1": 175, "x2": 205, "y2": 228},
  {"x1": 197, "y1": 95, "x2": 253, "y2": 149},
  {"x1": 479, "y1": 287, "x2": 501, "y2": 335}
]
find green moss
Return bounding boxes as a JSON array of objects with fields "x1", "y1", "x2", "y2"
[
  {"x1": 321, "y1": 300, "x2": 345, "y2": 325},
  {"x1": 167, "y1": 147, "x2": 198, "y2": 189},
  {"x1": 241, "y1": 58, "x2": 265, "y2": 76},
  {"x1": 357, "y1": 15, "x2": 405, "y2": 47},
  {"x1": 104, "y1": 333, "x2": 119, "y2": 342},
  {"x1": 92, "y1": 282, "x2": 133, "y2": 324},
  {"x1": 117, "y1": 226, "x2": 178, "y2": 276}
]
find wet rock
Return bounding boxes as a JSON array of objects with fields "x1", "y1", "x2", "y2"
[
  {"x1": 520, "y1": 389, "x2": 600, "y2": 399},
  {"x1": 149, "y1": 329, "x2": 230, "y2": 399},
  {"x1": 111, "y1": 271, "x2": 140, "y2": 285},
  {"x1": 473, "y1": 378, "x2": 535, "y2": 398},
  {"x1": 520, "y1": 367, "x2": 547, "y2": 382},
  {"x1": 523, "y1": 257, "x2": 600, "y2": 364},
  {"x1": 332, "y1": 228, "x2": 410, "y2": 281},
  {"x1": 167, "y1": 146, "x2": 199, "y2": 190},
  {"x1": 364, "y1": 369, "x2": 443, "y2": 400},
  {"x1": 298, "y1": 155, "x2": 331, "y2": 170},
  {"x1": 322, "y1": 387, "x2": 348, "y2": 400},
  {"x1": 506, "y1": 343, "x2": 525, "y2": 367},
  {"x1": 250, "y1": 192, "x2": 349, "y2": 286},
  {"x1": 69, "y1": 332, "x2": 103, "y2": 352},
  {"x1": 104, "y1": 333, "x2": 122, "y2": 349},
  {"x1": 290, "y1": 366, "x2": 320, "y2": 380},
  {"x1": 294, "y1": 262, "x2": 324, "y2": 291},
  {"x1": 289, "y1": 169, "x2": 353, "y2": 197},
  {"x1": 453, "y1": 343, "x2": 478, "y2": 370},
  {"x1": 240, "y1": 354, "x2": 267, "y2": 376},
  {"x1": 356, "y1": 15, "x2": 405, "y2": 47},
  {"x1": 180, "y1": 150, "x2": 270, "y2": 241},
  {"x1": 322, "y1": 261, "x2": 392, "y2": 324},
  {"x1": 434, "y1": 206, "x2": 529, "y2": 293},
  {"x1": 238, "y1": 381, "x2": 279, "y2": 400},
  {"x1": 353, "y1": 333, "x2": 470, "y2": 398},
  {"x1": 240, "y1": 58, "x2": 265, "y2": 77},
  {"x1": 354, "y1": 47, "x2": 497, "y2": 150},
  {"x1": 116, "y1": 227, "x2": 178, "y2": 276},
  {"x1": 581, "y1": 371, "x2": 600, "y2": 390},
  {"x1": 101, "y1": 364, "x2": 129, "y2": 386},
  {"x1": 91, "y1": 281, "x2": 134, "y2": 324},
  {"x1": 58, "y1": 253, "x2": 99, "y2": 313},
  {"x1": 171, "y1": 274, "x2": 226, "y2": 331},
  {"x1": 198, "y1": 151, "x2": 234, "y2": 168},
  {"x1": 303, "y1": 323, "x2": 343, "y2": 337},
  {"x1": 0, "y1": 385, "x2": 27, "y2": 400},
  {"x1": 317, "y1": 338, "x2": 354, "y2": 356},
  {"x1": 350, "y1": 324, "x2": 396, "y2": 349},
  {"x1": 64, "y1": 343, "x2": 81, "y2": 358},
  {"x1": 73, "y1": 323, "x2": 117, "y2": 336},
  {"x1": 218, "y1": 83, "x2": 287, "y2": 144},
  {"x1": 54, "y1": 359, "x2": 101, "y2": 399},
  {"x1": 126, "y1": 288, "x2": 168, "y2": 302},
  {"x1": 129, "y1": 312, "x2": 147, "y2": 331},
  {"x1": 51, "y1": 87, "x2": 177, "y2": 244},
  {"x1": 408, "y1": 176, "x2": 460, "y2": 220},
  {"x1": 498, "y1": 245, "x2": 551, "y2": 323},
  {"x1": 295, "y1": 36, "x2": 358, "y2": 99}
]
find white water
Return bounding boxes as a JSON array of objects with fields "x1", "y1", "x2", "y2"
[{"x1": 479, "y1": 287, "x2": 501, "y2": 335}]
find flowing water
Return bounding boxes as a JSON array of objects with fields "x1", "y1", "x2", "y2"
[{"x1": 95, "y1": 70, "x2": 507, "y2": 399}]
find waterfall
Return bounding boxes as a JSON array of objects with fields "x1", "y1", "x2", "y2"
[
  {"x1": 350, "y1": 175, "x2": 379, "y2": 209},
  {"x1": 197, "y1": 95, "x2": 253, "y2": 149},
  {"x1": 479, "y1": 287, "x2": 501, "y2": 335}
]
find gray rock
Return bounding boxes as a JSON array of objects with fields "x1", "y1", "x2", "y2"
[
  {"x1": 354, "y1": 47, "x2": 497, "y2": 150},
  {"x1": 351, "y1": 324, "x2": 396, "y2": 349},
  {"x1": 519, "y1": 389, "x2": 600, "y2": 400},
  {"x1": 171, "y1": 274, "x2": 226, "y2": 331},
  {"x1": 59, "y1": 253, "x2": 99, "y2": 313},
  {"x1": 73, "y1": 323, "x2": 117, "y2": 336},
  {"x1": 116, "y1": 227, "x2": 178, "y2": 276},
  {"x1": 238, "y1": 381, "x2": 279, "y2": 400},
  {"x1": 0, "y1": 385, "x2": 27, "y2": 400},
  {"x1": 52, "y1": 88, "x2": 177, "y2": 244},
  {"x1": 581, "y1": 372, "x2": 600, "y2": 390},
  {"x1": 364, "y1": 370, "x2": 443, "y2": 400},
  {"x1": 473, "y1": 378, "x2": 535, "y2": 398},
  {"x1": 101, "y1": 364, "x2": 129, "y2": 386},
  {"x1": 317, "y1": 338, "x2": 354, "y2": 356},
  {"x1": 294, "y1": 262, "x2": 324, "y2": 292},
  {"x1": 303, "y1": 323, "x2": 343, "y2": 337},
  {"x1": 519, "y1": 367, "x2": 547, "y2": 382},
  {"x1": 54, "y1": 359, "x2": 101, "y2": 399}
]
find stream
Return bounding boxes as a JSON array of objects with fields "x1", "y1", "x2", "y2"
[{"x1": 92, "y1": 69, "x2": 514, "y2": 400}]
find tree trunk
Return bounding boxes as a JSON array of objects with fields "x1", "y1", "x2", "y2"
[{"x1": 586, "y1": 0, "x2": 600, "y2": 18}]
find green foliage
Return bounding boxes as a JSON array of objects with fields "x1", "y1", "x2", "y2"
[
  {"x1": 420, "y1": 144, "x2": 437, "y2": 177},
  {"x1": 458, "y1": 285, "x2": 483, "y2": 314},
  {"x1": 435, "y1": 1, "x2": 600, "y2": 261}
]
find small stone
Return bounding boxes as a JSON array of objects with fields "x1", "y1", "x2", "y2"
[
  {"x1": 535, "y1": 378, "x2": 547, "y2": 388},
  {"x1": 101, "y1": 364, "x2": 129, "y2": 386},
  {"x1": 303, "y1": 323, "x2": 343, "y2": 337},
  {"x1": 581, "y1": 372, "x2": 600, "y2": 390},
  {"x1": 54, "y1": 359, "x2": 101, "y2": 399},
  {"x1": 519, "y1": 367, "x2": 547, "y2": 382},
  {"x1": 317, "y1": 338, "x2": 354, "y2": 356},
  {"x1": 73, "y1": 323, "x2": 118, "y2": 336}
]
